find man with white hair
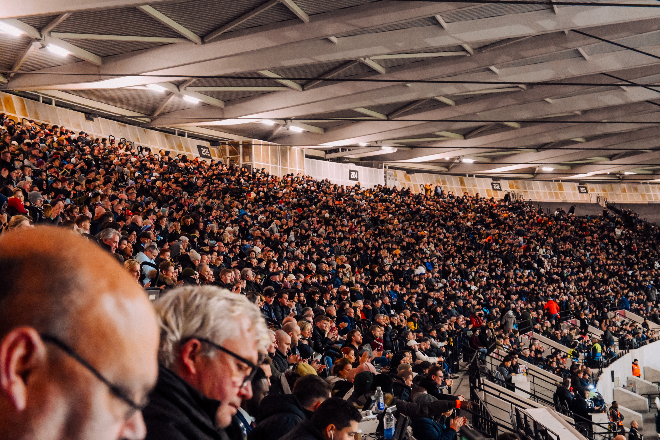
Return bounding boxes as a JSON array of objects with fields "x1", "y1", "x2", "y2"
[{"x1": 143, "y1": 286, "x2": 270, "y2": 440}]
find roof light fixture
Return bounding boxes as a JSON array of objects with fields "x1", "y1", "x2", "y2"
[
  {"x1": 289, "y1": 126, "x2": 305, "y2": 132},
  {"x1": 146, "y1": 83, "x2": 168, "y2": 93},
  {"x1": 183, "y1": 95, "x2": 201, "y2": 104},
  {"x1": 542, "y1": 167, "x2": 554, "y2": 172},
  {"x1": 46, "y1": 44, "x2": 71, "y2": 58},
  {"x1": 462, "y1": 158, "x2": 475, "y2": 163},
  {"x1": 0, "y1": 22, "x2": 25, "y2": 37},
  {"x1": 261, "y1": 119, "x2": 276, "y2": 126}
]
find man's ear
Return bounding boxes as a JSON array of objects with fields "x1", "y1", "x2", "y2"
[
  {"x1": 0, "y1": 327, "x2": 45, "y2": 411},
  {"x1": 179, "y1": 339, "x2": 203, "y2": 376},
  {"x1": 324, "y1": 424, "x2": 336, "y2": 440}
]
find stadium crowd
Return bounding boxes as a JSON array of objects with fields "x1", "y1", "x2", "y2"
[{"x1": 1, "y1": 114, "x2": 659, "y2": 440}]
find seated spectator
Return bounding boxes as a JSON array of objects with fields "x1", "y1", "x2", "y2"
[
  {"x1": 419, "y1": 365, "x2": 455, "y2": 401},
  {"x1": 0, "y1": 227, "x2": 159, "y2": 440},
  {"x1": 327, "y1": 358, "x2": 353, "y2": 385},
  {"x1": 142, "y1": 285, "x2": 269, "y2": 440},
  {"x1": 279, "y1": 397, "x2": 362, "y2": 440},
  {"x1": 249, "y1": 375, "x2": 331, "y2": 440},
  {"x1": 411, "y1": 408, "x2": 467, "y2": 440}
]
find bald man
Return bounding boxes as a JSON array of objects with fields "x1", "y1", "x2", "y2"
[
  {"x1": 272, "y1": 330, "x2": 292, "y2": 380},
  {"x1": 0, "y1": 227, "x2": 160, "y2": 440}
]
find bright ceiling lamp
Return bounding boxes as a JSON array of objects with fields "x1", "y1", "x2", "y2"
[
  {"x1": 146, "y1": 83, "x2": 168, "y2": 93},
  {"x1": 484, "y1": 164, "x2": 529, "y2": 173},
  {"x1": 0, "y1": 21, "x2": 24, "y2": 37},
  {"x1": 382, "y1": 146, "x2": 397, "y2": 153},
  {"x1": 359, "y1": 142, "x2": 369, "y2": 146},
  {"x1": 542, "y1": 167, "x2": 554, "y2": 171},
  {"x1": 624, "y1": 171, "x2": 636, "y2": 175},
  {"x1": 462, "y1": 158, "x2": 475, "y2": 163},
  {"x1": 183, "y1": 95, "x2": 201, "y2": 104},
  {"x1": 262, "y1": 119, "x2": 276, "y2": 126},
  {"x1": 210, "y1": 119, "x2": 260, "y2": 125},
  {"x1": 289, "y1": 126, "x2": 305, "y2": 132},
  {"x1": 47, "y1": 44, "x2": 71, "y2": 58}
]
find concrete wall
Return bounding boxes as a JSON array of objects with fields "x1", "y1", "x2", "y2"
[
  {"x1": 0, "y1": 91, "x2": 211, "y2": 158},
  {"x1": 597, "y1": 339, "x2": 660, "y2": 403},
  {"x1": 387, "y1": 168, "x2": 660, "y2": 203},
  {"x1": 252, "y1": 140, "x2": 305, "y2": 177},
  {"x1": 304, "y1": 158, "x2": 384, "y2": 189}
]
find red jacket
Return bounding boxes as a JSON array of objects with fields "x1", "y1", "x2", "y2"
[{"x1": 545, "y1": 300, "x2": 560, "y2": 315}]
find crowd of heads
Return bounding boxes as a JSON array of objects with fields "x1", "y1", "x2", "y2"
[{"x1": 1, "y1": 114, "x2": 660, "y2": 440}]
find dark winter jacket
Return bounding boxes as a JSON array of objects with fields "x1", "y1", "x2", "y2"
[
  {"x1": 279, "y1": 420, "x2": 325, "y2": 440},
  {"x1": 249, "y1": 394, "x2": 311, "y2": 440},
  {"x1": 143, "y1": 366, "x2": 234, "y2": 440}
]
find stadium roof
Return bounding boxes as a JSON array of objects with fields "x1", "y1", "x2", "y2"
[{"x1": 3, "y1": 0, "x2": 660, "y2": 180}]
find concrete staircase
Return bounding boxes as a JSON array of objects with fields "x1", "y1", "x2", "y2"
[{"x1": 614, "y1": 383, "x2": 659, "y2": 439}]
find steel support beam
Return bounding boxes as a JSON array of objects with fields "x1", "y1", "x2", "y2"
[
  {"x1": 138, "y1": 5, "x2": 201, "y2": 45},
  {"x1": 50, "y1": 33, "x2": 190, "y2": 43},
  {"x1": 203, "y1": 0, "x2": 280, "y2": 43}
]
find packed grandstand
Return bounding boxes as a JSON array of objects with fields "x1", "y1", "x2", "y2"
[{"x1": 1, "y1": 114, "x2": 660, "y2": 440}]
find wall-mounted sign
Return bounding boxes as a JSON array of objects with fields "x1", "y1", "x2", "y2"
[
  {"x1": 197, "y1": 145, "x2": 212, "y2": 159},
  {"x1": 349, "y1": 170, "x2": 359, "y2": 181},
  {"x1": 491, "y1": 182, "x2": 502, "y2": 191},
  {"x1": 578, "y1": 185, "x2": 588, "y2": 193}
]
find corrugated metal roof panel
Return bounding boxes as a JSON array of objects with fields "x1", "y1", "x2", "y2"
[
  {"x1": 331, "y1": 62, "x2": 375, "y2": 79},
  {"x1": 230, "y1": 3, "x2": 299, "y2": 32},
  {"x1": 60, "y1": 39, "x2": 168, "y2": 58},
  {"x1": 366, "y1": 102, "x2": 409, "y2": 116},
  {"x1": 153, "y1": 0, "x2": 266, "y2": 38},
  {"x1": 69, "y1": 89, "x2": 161, "y2": 115},
  {"x1": 293, "y1": 0, "x2": 380, "y2": 16},
  {"x1": 0, "y1": 35, "x2": 32, "y2": 70},
  {"x1": 269, "y1": 60, "x2": 347, "y2": 81},
  {"x1": 54, "y1": 8, "x2": 184, "y2": 38},
  {"x1": 202, "y1": 90, "x2": 273, "y2": 102},
  {"x1": 18, "y1": 14, "x2": 62, "y2": 31},
  {"x1": 18, "y1": 46, "x2": 77, "y2": 72},
  {"x1": 443, "y1": 3, "x2": 552, "y2": 23},
  {"x1": 376, "y1": 57, "x2": 438, "y2": 70},
  {"x1": 193, "y1": 73, "x2": 279, "y2": 87},
  {"x1": 159, "y1": 95, "x2": 205, "y2": 114}
]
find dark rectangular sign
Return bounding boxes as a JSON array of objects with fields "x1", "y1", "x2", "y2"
[
  {"x1": 349, "y1": 170, "x2": 359, "y2": 181},
  {"x1": 491, "y1": 182, "x2": 502, "y2": 191},
  {"x1": 197, "y1": 145, "x2": 212, "y2": 159},
  {"x1": 578, "y1": 185, "x2": 588, "y2": 193}
]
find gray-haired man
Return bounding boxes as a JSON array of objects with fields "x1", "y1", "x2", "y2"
[{"x1": 143, "y1": 285, "x2": 270, "y2": 440}]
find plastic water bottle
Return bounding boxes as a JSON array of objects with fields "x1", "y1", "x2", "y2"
[
  {"x1": 384, "y1": 407, "x2": 395, "y2": 439},
  {"x1": 373, "y1": 386, "x2": 385, "y2": 413}
]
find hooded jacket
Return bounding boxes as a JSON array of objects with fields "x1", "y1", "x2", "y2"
[{"x1": 249, "y1": 394, "x2": 311, "y2": 440}]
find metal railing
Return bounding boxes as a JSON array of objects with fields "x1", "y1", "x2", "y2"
[{"x1": 513, "y1": 407, "x2": 560, "y2": 440}]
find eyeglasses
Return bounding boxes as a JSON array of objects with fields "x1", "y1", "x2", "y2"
[
  {"x1": 40, "y1": 334, "x2": 148, "y2": 417},
  {"x1": 186, "y1": 337, "x2": 258, "y2": 388}
]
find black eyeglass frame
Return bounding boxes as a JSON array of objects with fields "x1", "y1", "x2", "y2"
[
  {"x1": 183, "y1": 336, "x2": 259, "y2": 388},
  {"x1": 40, "y1": 334, "x2": 147, "y2": 416}
]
